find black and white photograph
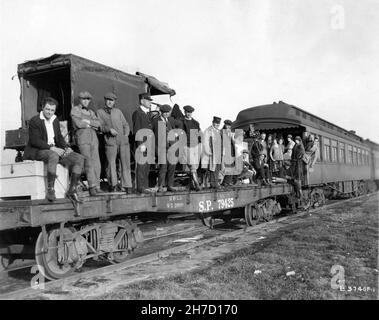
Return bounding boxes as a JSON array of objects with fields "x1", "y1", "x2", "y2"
[{"x1": 0, "y1": 0, "x2": 378, "y2": 305}]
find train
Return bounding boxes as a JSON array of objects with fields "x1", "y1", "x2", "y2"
[{"x1": 0, "y1": 54, "x2": 377, "y2": 280}]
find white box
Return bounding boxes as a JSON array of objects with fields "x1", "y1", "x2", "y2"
[{"x1": 0, "y1": 161, "x2": 69, "y2": 200}]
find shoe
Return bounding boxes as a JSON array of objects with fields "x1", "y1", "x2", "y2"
[
  {"x1": 46, "y1": 187, "x2": 56, "y2": 202},
  {"x1": 122, "y1": 187, "x2": 133, "y2": 194},
  {"x1": 138, "y1": 188, "x2": 152, "y2": 194},
  {"x1": 66, "y1": 190, "x2": 83, "y2": 203},
  {"x1": 89, "y1": 187, "x2": 97, "y2": 196},
  {"x1": 108, "y1": 186, "x2": 117, "y2": 192},
  {"x1": 167, "y1": 186, "x2": 176, "y2": 192}
]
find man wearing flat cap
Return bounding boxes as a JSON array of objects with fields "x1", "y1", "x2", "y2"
[
  {"x1": 181, "y1": 105, "x2": 202, "y2": 191},
  {"x1": 132, "y1": 92, "x2": 154, "y2": 193},
  {"x1": 202, "y1": 116, "x2": 222, "y2": 190},
  {"x1": 71, "y1": 91, "x2": 102, "y2": 196},
  {"x1": 97, "y1": 92, "x2": 132, "y2": 193},
  {"x1": 152, "y1": 104, "x2": 176, "y2": 192}
]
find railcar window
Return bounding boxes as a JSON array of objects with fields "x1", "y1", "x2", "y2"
[
  {"x1": 323, "y1": 137, "x2": 331, "y2": 162},
  {"x1": 339, "y1": 142, "x2": 346, "y2": 163},
  {"x1": 347, "y1": 145, "x2": 353, "y2": 164},
  {"x1": 331, "y1": 140, "x2": 338, "y2": 162},
  {"x1": 316, "y1": 135, "x2": 321, "y2": 161},
  {"x1": 358, "y1": 148, "x2": 362, "y2": 165},
  {"x1": 353, "y1": 146, "x2": 357, "y2": 165}
]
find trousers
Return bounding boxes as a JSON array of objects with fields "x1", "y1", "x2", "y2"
[
  {"x1": 105, "y1": 143, "x2": 132, "y2": 188},
  {"x1": 35, "y1": 149, "x2": 84, "y2": 175},
  {"x1": 78, "y1": 141, "x2": 101, "y2": 188}
]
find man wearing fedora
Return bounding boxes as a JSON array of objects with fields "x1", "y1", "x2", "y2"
[
  {"x1": 202, "y1": 116, "x2": 222, "y2": 190},
  {"x1": 132, "y1": 93, "x2": 154, "y2": 194},
  {"x1": 71, "y1": 91, "x2": 101, "y2": 196},
  {"x1": 97, "y1": 92, "x2": 133, "y2": 193},
  {"x1": 152, "y1": 104, "x2": 176, "y2": 192},
  {"x1": 181, "y1": 105, "x2": 202, "y2": 191}
]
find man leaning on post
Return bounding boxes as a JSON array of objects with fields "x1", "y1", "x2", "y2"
[
  {"x1": 97, "y1": 92, "x2": 133, "y2": 193},
  {"x1": 70, "y1": 91, "x2": 102, "y2": 196},
  {"x1": 23, "y1": 97, "x2": 85, "y2": 202}
]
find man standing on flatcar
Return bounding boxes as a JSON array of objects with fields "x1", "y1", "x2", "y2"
[
  {"x1": 71, "y1": 91, "x2": 102, "y2": 196},
  {"x1": 152, "y1": 104, "x2": 176, "y2": 192},
  {"x1": 97, "y1": 92, "x2": 133, "y2": 193},
  {"x1": 182, "y1": 105, "x2": 202, "y2": 191},
  {"x1": 202, "y1": 116, "x2": 222, "y2": 190},
  {"x1": 24, "y1": 97, "x2": 85, "y2": 202},
  {"x1": 132, "y1": 93, "x2": 154, "y2": 194}
]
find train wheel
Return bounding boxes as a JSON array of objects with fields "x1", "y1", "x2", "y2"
[
  {"x1": 245, "y1": 205, "x2": 258, "y2": 226},
  {"x1": 0, "y1": 255, "x2": 11, "y2": 272},
  {"x1": 357, "y1": 181, "x2": 367, "y2": 196},
  {"x1": 201, "y1": 213, "x2": 215, "y2": 229},
  {"x1": 311, "y1": 189, "x2": 325, "y2": 208},
  {"x1": 35, "y1": 228, "x2": 75, "y2": 280},
  {"x1": 113, "y1": 230, "x2": 131, "y2": 264}
]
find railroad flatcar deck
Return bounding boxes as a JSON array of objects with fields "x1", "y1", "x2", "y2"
[{"x1": 0, "y1": 183, "x2": 292, "y2": 231}]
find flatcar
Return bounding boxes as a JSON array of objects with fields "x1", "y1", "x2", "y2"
[{"x1": 233, "y1": 101, "x2": 378, "y2": 204}]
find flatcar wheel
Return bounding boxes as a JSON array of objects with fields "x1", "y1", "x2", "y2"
[
  {"x1": 357, "y1": 182, "x2": 367, "y2": 196},
  {"x1": 35, "y1": 228, "x2": 75, "y2": 280},
  {"x1": 311, "y1": 189, "x2": 325, "y2": 208},
  {"x1": 201, "y1": 213, "x2": 215, "y2": 229},
  {"x1": 113, "y1": 230, "x2": 130, "y2": 264},
  {"x1": 244, "y1": 205, "x2": 257, "y2": 226},
  {"x1": 0, "y1": 255, "x2": 11, "y2": 272}
]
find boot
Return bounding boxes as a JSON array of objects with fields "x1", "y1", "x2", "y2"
[
  {"x1": 89, "y1": 187, "x2": 97, "y2": 196},
  {"x1": 66, "y1": 173, "x2": 83, "y2": 203},
  {"x1": 191, "y1": 172, "x2": 201, "y2": 191},
  {"x1": 46, "y1": 172, "x2": 57, "y2": 202}
]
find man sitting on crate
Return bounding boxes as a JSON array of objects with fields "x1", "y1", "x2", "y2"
[{"x1": 23, "y1": 97, "x2": 85, "y2": 202}]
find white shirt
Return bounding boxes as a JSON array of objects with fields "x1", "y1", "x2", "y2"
[
  {"x1": 40, "y1": 111, "x2": 56, "y2": 146},
  {"x1": 140, "y1": 105, "x2": 149, "y2": 114}
]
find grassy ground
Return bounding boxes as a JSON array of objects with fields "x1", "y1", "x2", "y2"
[{"x1": 97, "y1": 194, "x2": 378, "y2": 300}]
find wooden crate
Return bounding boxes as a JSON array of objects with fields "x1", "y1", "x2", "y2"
[{"x1": 0, "y1": 161, "x2": 69, "y2": 200}]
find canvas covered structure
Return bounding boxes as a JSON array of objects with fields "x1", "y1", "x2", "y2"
[{"x1": 17, "y1": 53, "x2": 176, "y2": 133}]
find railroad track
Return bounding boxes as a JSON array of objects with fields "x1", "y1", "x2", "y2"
[{"x1": 0, "y1": 192, "x2": 374, "y2": 300}]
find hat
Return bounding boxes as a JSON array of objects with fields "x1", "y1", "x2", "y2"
[
  {"x1": 213, "y1": 116, "x2": 221, "y2": 124},
  {"x1": 160, "y1": 104, "x2": 171, "y2": 113},
  {"x1": 78, "y1": 91, "x2": 92, "y2": 99},
  {"x1": 295, "y1": 136, "x2": 302, "y2": 141},
  {"x1": 104, "y1": 92, "x2": 117, "y2": 101},
  {"x1": 139, "y1": 92, "x2": 152, "y2": 101},
  {"x1": 224, "y1": 119, "x2": 232, "y2": 126},
  {"x1": 183, "y1": 105, "x2": 194, "y2": 113}
]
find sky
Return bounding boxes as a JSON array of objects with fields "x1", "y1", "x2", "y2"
[{"x1": 1, "y1": 0, "x2": 378, "y2": 164}]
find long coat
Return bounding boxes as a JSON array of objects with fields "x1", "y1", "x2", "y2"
[
  {"x1": 201, "y1": 125, "x2": 222, "y2": 172},
  {"x1": 24, "y1": 114, "x2": 67, "y2": 160},
  {"x1": 291, "y1": 142, "x2": 305, "y2": 180},
  {"x1": 152, "y1": 116, "x2": 176, "y2": 160},
  {"x1": 132, "y1": 107, "x2": 152, "y2": 148}
]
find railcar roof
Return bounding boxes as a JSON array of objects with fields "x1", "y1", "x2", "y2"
[
  {"x1": 233, "y1": 101, "x2": 365, "y2": 144},
  {"x1": 17, "y1": 53, "x2": 176, "y2": 96}
]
